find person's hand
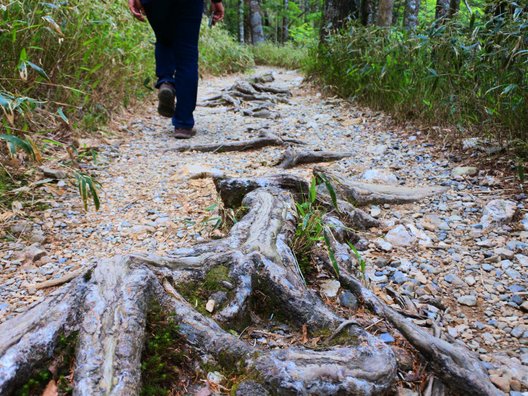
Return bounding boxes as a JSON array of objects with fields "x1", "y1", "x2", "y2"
[
  {"x1": 211, "y1": 1, "x2": 225, "y2": 23},
  {"x1": 128, "y1": 0, "x2": 146, "y2": 22}
]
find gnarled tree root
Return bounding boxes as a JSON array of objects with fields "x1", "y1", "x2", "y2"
[
  {"x1": 0, "y1": 186, "x2": 398, "y2": 395},
  {"x1": 276, "y1": 148, "x2": 352, "y2": 169},
  {"x1": 168, "y1": 132, "x2": 300, "y2": 154}
]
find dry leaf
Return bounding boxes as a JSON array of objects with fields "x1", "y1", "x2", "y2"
[{"x1": 42, "y1": 379, "x2": 58, "y2": 396}]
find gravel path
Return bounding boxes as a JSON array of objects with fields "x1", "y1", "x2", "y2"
[{"x1": 1, "y1": 67, "x2": 527, "y2": 392}]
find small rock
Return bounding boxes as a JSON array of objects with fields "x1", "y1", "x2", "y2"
[
  {"x1": 392, "y1": 271, "x2": 408, "y2": 284},
  {"x1": 520, "y1": 301, "x2": 528, "y2": 312},
  {"x1": 370, "y1": 205, "x2": 381, "y2": 218},
  {"x1": 445, "y1": 273, "x2": 465, "y2": 287},
  {"x1": 361, "y1": 169, "x2": 398, "y2": 185},
  {"x1": 489, "y1": 374, "x2": 510, "y2": 393},
  {"x1": 385, "y1": 225, "x2": 415, "y2": 246},
  {"x1": 464, "y1": 276, "x2": 476, "y2": 286},
  {"x1": 206, "y1": 371, "x2": 225, "y2": 385},
  {"x1": 235, "y1": 381, "x2": 270, "y2": 396},
  {"x1": 421, "y1": 214, "x2": 449, "y2": 232},
  {"x1": 320, "y1": 279, "x2": 340, "y2": 298},
  {"x1": 209, "y1": 291, "x2": 228, "y2": 306},
  {"x1": 452, "y1": 166, "x2": 478, "y2": 177},
  {"x1": 9, "y1": 221, "x2": 31, "y2": 235},
  {"x1": 481, "y1": 199, "x2": 517, "y2": 229},
  {"x1": 457, "y1": 295, "x2": 477, "y2": 307},
  {"x1": 205, "y1": 299, "x2": 216, "y2": 313},
  {"x1": 375, "y1": 238, "x2": 393, "y2": 252},
  {"x1": 339, "y1": 291, "x2": 358, "y2": 310},
  {"x1": 39, "y1": 166, "x2": 67, "y2": 180},
  {"x1": 379, "y1": 333, "x2": 395, "y2": 343},
  {"x1": 24, "y1": 244, "x2": 47, "y2": 262}
]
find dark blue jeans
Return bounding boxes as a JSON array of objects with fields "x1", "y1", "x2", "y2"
[{"x1": 141, "y1": 0, "x2": 203, "y2": 129}]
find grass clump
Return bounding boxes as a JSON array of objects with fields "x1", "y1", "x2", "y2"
[
  {"x1": 251, "y1": 42, "x2": 308, "y2": 69},
  {"x1": 306, "y1": 13, "x2": 528, "y2": 145},
  {"x1": 200, "y1": 23, "x2": 255, "y2": 76}
]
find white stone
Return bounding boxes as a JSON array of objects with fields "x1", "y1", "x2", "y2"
[
  {"x1": 375, "y1": 238, "x2": 393, "y2": 252},
  {"x1": 205, "y1": 299, "x2": 216, "y2": 313},
  {"x1": 452, "y1": 166, "x2": 478, "y2": 177},
  {"x1": 361, "y1": 169, "x2": 399, "y2": 185},
  {"x1": 320, "y1": 279, "x2": 340, "y2": 298},
  {"x1": 385, "y1": 225, "x2": 416, "y2": 246},
  {"x1": 457, "y1": 295, "x2": 477, "y2": 307},
  {"x1": 481, "y1": 199, "x2": 517, "y2": 229},
  {"x1": 521, "y1": 213, "x2": 528, "y2": 231}
]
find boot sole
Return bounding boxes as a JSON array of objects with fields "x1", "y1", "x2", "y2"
[{"x1": 158, "y1": 88, "x2": 175, "y2": 118}]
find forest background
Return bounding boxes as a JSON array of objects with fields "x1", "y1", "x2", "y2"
[{"x1": 0, "y1": 0, "x2": 526, "y2": 204}]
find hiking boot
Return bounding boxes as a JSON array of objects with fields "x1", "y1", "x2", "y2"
[
  {"x1": 173, "y1": 128, "x2": 196, "y2": 139},
  {"x1": 158, "y1": 83, "x2": 175, "y2": 118}
]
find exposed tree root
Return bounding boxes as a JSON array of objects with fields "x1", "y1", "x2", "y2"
[
  {"x1": 169, "y1": 132, "x2": 292, "y2": 153},
  {"x1": 0, "y1": 172, "x2": 500, "y2": 395},
  {"x1": 314, "y1": 167, "x2": 449, "y2": 206},
  {"x1": 276, "y1": 148, "x2": 352, "y2": 169}
]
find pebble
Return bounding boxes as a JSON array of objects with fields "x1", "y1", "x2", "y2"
[
  {"x1": 320, "y1": 280, "x2": 340, "y2": 298},
  {"x1": 339, "y1": 291, "x2": 358, "y2": 310},
  {"x1": 385, "y1": 225, "x2": 415, "y2": 246},
  {"x1": 481, "y1": 199, "x2": 517, "y2": 229},
  {"x1": 379, "y1": 333, "x2": 395, "y2": 343},
  {"x1": 457, "y1": 295, "x2": 477, "y2": 307}
]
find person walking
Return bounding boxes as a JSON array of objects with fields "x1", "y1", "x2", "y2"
[{"x1": 128, "y1": 0, "x2": 224, "y2": 139}]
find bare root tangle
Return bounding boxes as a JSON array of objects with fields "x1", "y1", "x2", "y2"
[
  {"x1": 314, "y1": 167, "x2": 449, "y2": 206},
  {"x1": 321, "y1": 232, "x2": 502, "y2": 396},
  {"x1": 168, "y1": 132, "x2": 289, "y2": 153},
  {"x1": 276, "y1": 148, "x2": 352, "y2": 169},
  {"x1": 0, "y1": 171, "x2": 501, "y2": 395}
]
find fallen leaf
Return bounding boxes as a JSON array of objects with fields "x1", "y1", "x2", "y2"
[{"x1": 42, "y1": 379, "x2": 58, "y2": 396}]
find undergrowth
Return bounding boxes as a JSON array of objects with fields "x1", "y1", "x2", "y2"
[
  {"x1": 306, "y1": 10, "x2": 528, "y2": 147},
  {"x1": 251, "y1": 42, "x2": 308, "y2": 69}
]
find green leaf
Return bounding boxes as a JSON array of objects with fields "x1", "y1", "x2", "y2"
[
  {"x1": 320, "y1": 174, "x2": 338, "y2": 210},
  {"x1": 57, "y1": 107, "x2": 69, "y2": 124},
  {"x1": 26, "y1": 61, "x2": 49, "y2": 80},
  {"x1": 75, "y1": 172, "x2": 101, "y2": 211},
  {"x1": 309, "y1": 176, "x2": 317, "y2": 204},
  {"x1": 0, "y1": 134, "x2": 36, "y2": 159},
  {"x1": 323, "y1": 228, "x2": 339, "y2": 277}
]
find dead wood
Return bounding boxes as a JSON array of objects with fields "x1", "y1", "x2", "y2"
[{"x1": 276, "y1": 148, "x2": 352, "y2": 169}]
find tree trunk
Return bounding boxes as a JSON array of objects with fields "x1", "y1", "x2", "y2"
[
  {"x1": 448, "y1": 0, "x2": 460, "y2": 17},
  {"x1": 321, "y1": 0, "x2": 359, "y2": 39},
  {"x1": 403, "y1": 0, "x2": 420, "y2": 29},
  {"x1": 249, "y1": 0, "x2": 265, "y2": 44},
  {"x1": 435, "y1": 0, "x2": 449, "y2": 19},
  {"x1": 282, "y1": 0, "x2": 289, "y2": 42},
  {"x1": 360, "y1": 0, "x2": 373, "y2": 25},
  {"x1": 239, "y1": 0, "x2": 245, "y2": 43},
  {"x1": 377, "y1": 0, "x2": 394, "y2": 26}
]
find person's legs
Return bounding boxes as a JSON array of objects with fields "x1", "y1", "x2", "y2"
[
  {"x1": 171, "y1": 0, "x2": 203, "y2": 129},
  {"x1": 141, "y1": 0, "x2": 177, "y2": 88}
]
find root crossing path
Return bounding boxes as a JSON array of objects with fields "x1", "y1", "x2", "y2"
[{"x1": 1, "y1": 68, "x2": 526, "y2": 395}]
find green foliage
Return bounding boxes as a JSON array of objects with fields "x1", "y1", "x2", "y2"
[
  {"x1": 251, "y1": 42, "x2": 308, "y2": 69},
  {"x1": 0, "y1": 134, "x2": 40, "y2": 161},
  {"x1": 306, "y1": 7, "x2": 528, "y2": 143},
  {"x1": 141, "y1": 304, "x2": 194, "y2": 396},
  {"x1": 292, "y1": 177, "x2": 341, "y2": 279},
  {"x1": 74, "y1": 172, "x2": 101, "y2": 211},
  {"x1": 200, "y1": 23, "x2": 255, "y2": 75},
  {"x1": 347, "y1": 242, "x2": 367, "y2": 281},
  {"x1": 0, "y1": 0, "x2": 155, "y2": 134}
]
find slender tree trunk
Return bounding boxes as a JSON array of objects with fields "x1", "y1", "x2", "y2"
[
  {"x1": 447, "y1": 0, "x2": 460, "y2": 17},
  {"x1": 248, "y1": 0, "x2": 264, "y2": 44},
  {"x1": 403, "y1": 0, "x2": 420, "y2": 29},
  {"x1": 239, "y1": 0, "x2": 245, "y2": 43},
  {"x1": 282, "y1": 0, "x2": 289, "y2": 42},
  {"x1": 321, "y1": 0, "x2": 359, "y2": 39},
  {"x1": 377, "y1": 0, "x2": 394, "y2": 26},
  {"x1": 360, "y1": 0, "x2": 372, "y2": 25},
  {"x1": 435, "y1": 0, "x2": 449, "y2": 19}
]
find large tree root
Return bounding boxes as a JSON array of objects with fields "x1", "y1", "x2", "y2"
[
  {"x1": 168, "y1": 132, "x2": 300, "y2": 154},
  {"x1": 276, "y1": 148, "x2": 352, "y2": 169},
  {"x1": 0, "y1": 171, "x2": 501, "y2": 395}
]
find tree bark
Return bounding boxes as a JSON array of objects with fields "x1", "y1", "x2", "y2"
[
  {"x1": 435, "y1": 0, "x2": 449, "y2": 19},
  {"x1": 239, "y1": 0, "x2": 245, "y2": 43},
  {"x1": 448, "y1": 0, "x2": 460, "y2": 18},
  {"x1": 360, "y1": 0, "x2": 373, "y2": 25},
  {"x1": 403, "y1": 0, "x2": 421, "y2": 29},
  {"x1": 282, "y1": 0, "x2": 289, "y2": 42},
  {"x1": 321, "y1": 0, "x2": 359, "y2": 39},
  {"x1": 377, "y1": 0, "x2": 395, "y2": 26},
  {"x1": 249, "y1": 0, "x2": 265, "y2": 44}
]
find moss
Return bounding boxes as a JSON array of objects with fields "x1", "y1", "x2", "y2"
[
  {"x1": 15, "y1": 332, "x2": 77, "y2": 396},
  {"x1": 140, "y1": 302, "x2": 197, "y2": 396},
  {"x1": 203, "y1": 265, "x2": 230, "y2": 291}
]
